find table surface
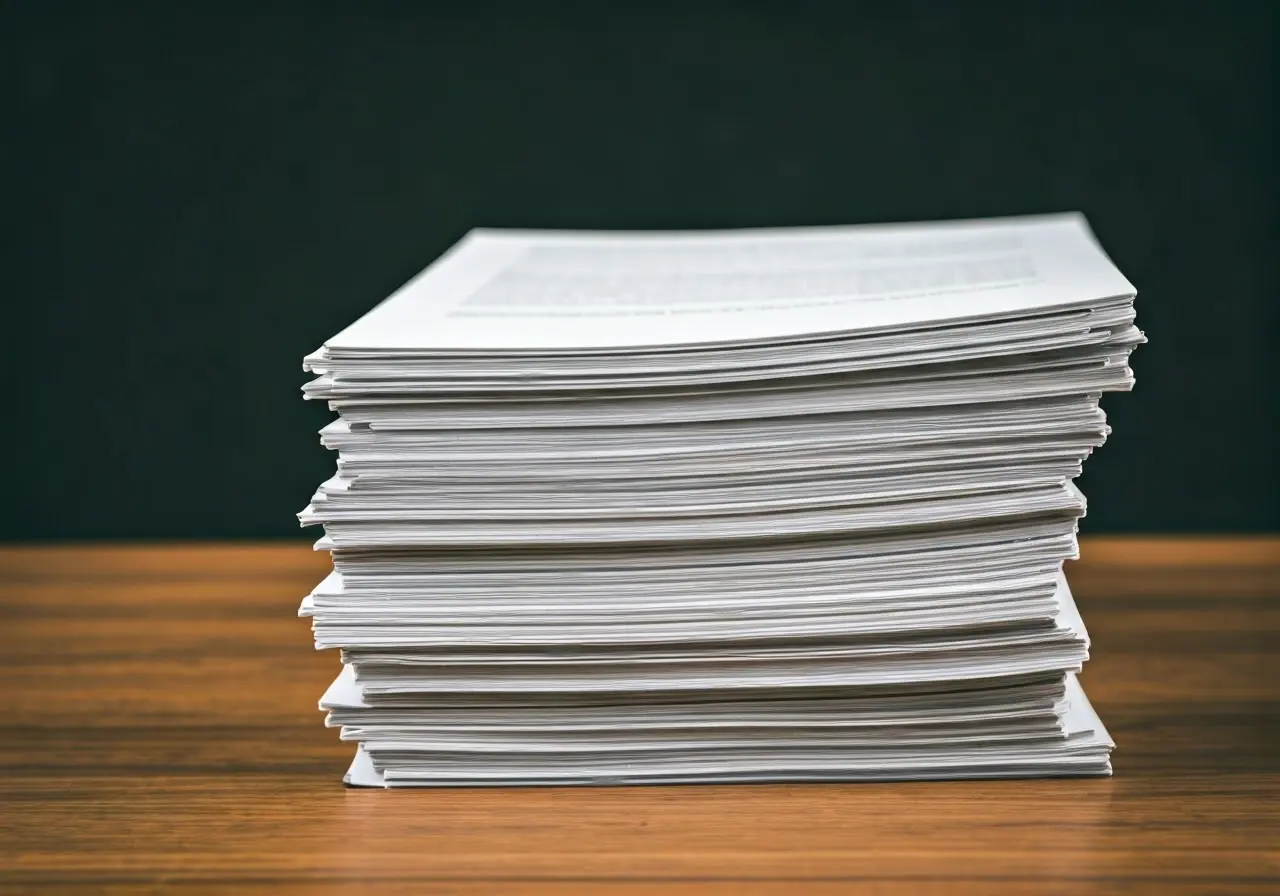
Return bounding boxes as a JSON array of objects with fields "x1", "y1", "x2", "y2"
[{"x1": 1, "y1": 538, "x2": 1277, "y2": 894}]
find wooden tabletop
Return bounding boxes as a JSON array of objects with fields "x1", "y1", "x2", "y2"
[{"x1": 1, "y1": 538, "x2": 1277, "y2": 894}]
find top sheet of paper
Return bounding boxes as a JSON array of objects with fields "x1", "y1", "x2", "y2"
[{"x1": 325, "y1": 213, "x2": 1134, "y2": 351}]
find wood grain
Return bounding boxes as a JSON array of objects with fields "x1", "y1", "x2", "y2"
[{"x1": 0, "y1": 537, "x2": 1277, "y2": 894}]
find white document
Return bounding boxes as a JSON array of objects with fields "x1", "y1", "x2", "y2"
[{"x1": 319, "y1": 213, "x2": 1133, "y2": 351}]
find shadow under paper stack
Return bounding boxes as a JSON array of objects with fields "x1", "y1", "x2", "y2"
[{"x1": 299, "y1": 213, "x2": 1141, "y2": 786}]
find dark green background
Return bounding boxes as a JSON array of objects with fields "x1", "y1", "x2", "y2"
[{"x1": 9, "y1": 3, "x2": 1278, "y2": 540}]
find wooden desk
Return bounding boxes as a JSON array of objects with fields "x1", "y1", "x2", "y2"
[{"x1": 1, "y1": 539, "x2": 1277, "y2": 894}]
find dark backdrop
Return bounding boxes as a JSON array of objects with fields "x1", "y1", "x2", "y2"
[{"x1": 9, "y1": 2, "x2": 1278, "y2": 540}]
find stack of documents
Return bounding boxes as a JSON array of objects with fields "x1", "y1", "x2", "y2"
[{"x1": 300, "y1": 213, "x2": 1140, "y2": 786}]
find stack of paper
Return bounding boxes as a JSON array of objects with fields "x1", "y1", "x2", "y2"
[{"x1": 300, "y1": 213, "x2": 1140, "y2": 786}]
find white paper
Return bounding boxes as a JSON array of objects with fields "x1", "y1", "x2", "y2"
[
  {"x1": 323, "y1": 213, "x2": 1134, "y2": 351},
  {"x1": 299, "y1": 213, "x2": 1134, "y2": 786}
]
